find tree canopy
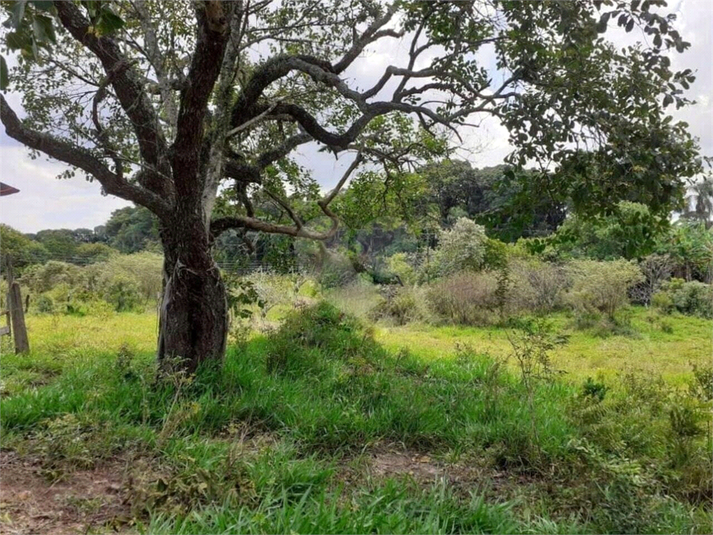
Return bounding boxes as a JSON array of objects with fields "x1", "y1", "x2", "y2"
[{"x1": 0, "y1": 0, "x2": 707, "y2": 369}]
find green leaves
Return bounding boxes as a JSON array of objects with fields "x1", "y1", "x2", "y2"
[
  {"x1": 94, "y1": 9, "x2": 124, "y2": 36},
  {"x1": 1, "y1": 1, "x2": 125, "y2": 89},
  {"x1": 32, "y1": 14, "x2": 55, "y2": 44},
  {"x1": 9, "y1": 0, "x2": 26, "y2": 28}
]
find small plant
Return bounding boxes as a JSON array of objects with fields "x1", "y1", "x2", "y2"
[
  {"x1": 581, "y1": 377, "x2": 609, "y2": 402},
  {"x1": 507, "y1": 318, "x2": 566, "y2": 454},
  {"x1": 689, "y1": 363, "x2": 713, "y2": 402},
  {"x1": 116, "y1": 342, "x2": 136, "y2": 378},
  {"x1": 508, "y1": 318, "x2": 566, "y2": 387},
  {"x1": 651, "y1": 290, "x2": 675, "y2": 314},
  {"x1": 223, "y1": 273, "x2": 265, "y2": 321}
]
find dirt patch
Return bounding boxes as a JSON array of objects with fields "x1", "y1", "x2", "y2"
[
  {"x1": 370, "y1": 451, "x2": 445, "y2": 481},
  {"x1": 0, "y1": 451, "x2": 134, "y2": 535},
  {"x1": 334, "y1": 444, "x2": 535, "y2": 501}
]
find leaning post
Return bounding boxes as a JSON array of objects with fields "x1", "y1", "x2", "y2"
[{"x1": 5, "y1": 257, "x2": 29, "y2": 354}]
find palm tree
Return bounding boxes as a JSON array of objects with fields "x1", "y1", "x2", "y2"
[{"x1": 682, "y1": 178, "x2": 713, "y2": 228}]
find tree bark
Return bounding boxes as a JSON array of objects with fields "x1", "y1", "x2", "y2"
[{"x1": 157, "y1": 216, "x2": 228, "y2": 373}]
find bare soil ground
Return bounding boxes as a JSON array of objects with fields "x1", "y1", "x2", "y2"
[{"x1": 0, "y1": 451, "x2": 134, "y2": 535}]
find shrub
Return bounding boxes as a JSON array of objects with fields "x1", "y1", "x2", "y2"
[
  {"x1": 265, "y1": 301, "x2": 384, "y2": 375},
  {"x1": 386, "y1": 253, "x2": 417, "y2": 285},
  {"x1": 651, "y1": 290, "x2": 675, "y2": 314},
  {"x1": 671, "y1": 281, "x2": 713, "y2": 318},
  {"x1": 432, "y1": 218, "x2": 487, "y2": 276},
  {"x1": 427, "y1": 272, "x2": 500, "y2": 326},
  {"x1": 370, "y1": 285, "x2": 429, "y2": 325},
  {"x1": 90, "y1": 252, "x2": 163, "y2": 303},
  {"x1": 509, "y1": 259, "x2": 570, "y2": 314},
  {"x1": 104, "y1": 275, "x2": 143, "y2": 312},
  {"x1": 35, "y1": 294, "x2": 55, "y2": 314},
  {"x1": 245, "y1": 272, "x2": 295, "y2": 319},
  {"x1": 318, "y1": 252, "x2": 358, "y2": 288},
  {"x1": 483, "y1": 238, "x2": 509, "y2": 271},
  {"x1": 23, "y1": 261, "x2": 86, "y2": 294},
  {"x1": 566, "y1": 260, "x2": 643, "y2": 319},
  {"x1": 326, "y1": 280, "x2": 382, "y2": 322},
  {"x1": 630, "y1": 254, "x2": 674, "y2": 305}
]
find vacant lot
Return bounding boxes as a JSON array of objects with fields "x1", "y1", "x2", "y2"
[{"x1": 1, "y1": 305, "x2": 711, "y2": 534}]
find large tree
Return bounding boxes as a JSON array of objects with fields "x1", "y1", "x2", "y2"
[{"x1": 0, "y1": 0, "x2": 705, "y2": 371}]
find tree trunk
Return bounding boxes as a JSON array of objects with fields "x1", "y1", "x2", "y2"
[{"x1": 157, "y1": 218, "x2": 228, "y2": 373}]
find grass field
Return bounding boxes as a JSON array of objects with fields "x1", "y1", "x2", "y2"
[
  {"x1": 377, "y1": 309, "x2": 712, "y2": 383},
  {"x1": 1, "y1": 305, "x2": 711, "y2": 534},
  {"x1": 4, "y1": 306, "x2": 707, "y2": 396}
]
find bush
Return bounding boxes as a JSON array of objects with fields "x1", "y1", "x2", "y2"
[
  {"x1": 630, "y1": 254, "x2": 674, "y2": 305},
  {"x1": 104, "y1": 275, "x2": 143, "y2": 312},
  {"x1": 370, "y1": 285, "x2": 429, "y2": 325},
  {"x1": 427, "y1": 272, "x2": 500, "y2": 326},
  {"x1": 671, "y1": 281, "x2": 713, "y2": 318},
  {"x1": 35, "y1": 294, "x2": 55, "y2": 314},
  {"x1": 318, "y1": 252, "x2": 358, "y2": 288},
  {"x1": 566, "y1": 260, "x2": 643, "y2": 319},
  {"x1": 245, "y1": 272, "x2": 295, "y2": 319},
  {"x1": 90, "y1": 252, "x2": 163, "y2": 303},
  {"x1": 23, "y1": 261, "x2": 86, "y2": 294},
  {"x1": 432, "y1": 218, "x2": 487, "y2": 276},
  {"x1": 509, "y1": 259, "x2": 570, "y2": 314},
  {"x1": 265, "y1": 301, "x2": 384, "y2": 375},
  {"x1": 651, "y1": 290, "x2": 675, "y2": 314},
  {"x1": 386, "y1": 253, "x2": 417, "y2": 285}
]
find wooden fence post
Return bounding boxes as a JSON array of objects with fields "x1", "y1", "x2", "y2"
[
  {"x1": 5, "y1": 257, "x2": 29, "y2": 354},
  {"x1": 8, "y1": 281, "x2": 29, "y2": 354}
]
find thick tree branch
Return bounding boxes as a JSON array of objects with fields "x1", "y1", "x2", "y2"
[
  {"x1": 172, "y1": 1, "x2": 235, "y2": 198},
  {"x1": 211, "y1": 151, "x2": 363, "y2": 240},
  {"x1": 54, "y1": 1, "x2": 171, "y2": 198},
  {"x1": 332, "y1": 2, "x2": 402, "y2": 74},
  {"x1": 0, "y1": 95, "x2": 170, "y2": 218}
]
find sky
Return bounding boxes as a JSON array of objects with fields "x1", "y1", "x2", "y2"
[{"x1": 0, "y1": 0, "x2": 711, "y2": 234}]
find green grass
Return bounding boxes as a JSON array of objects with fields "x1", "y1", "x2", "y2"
[
  {"x1": 1, "y1": 304, "x2": 711, "y2": 534},
  {"x1": 376, "y1": 309, "x2": 711, "y2": 383}
]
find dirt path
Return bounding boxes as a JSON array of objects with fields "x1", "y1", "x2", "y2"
[{"x1": 0, "y1": 451, "x2": 133, "y2": 535}]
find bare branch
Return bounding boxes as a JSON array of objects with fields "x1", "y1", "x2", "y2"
[
  {"x1": 54, "y1": 1, "x2": 172, "y2": 197},
  {"x1": 0, "y1": 95, "x2": 170, "y2": 218}
]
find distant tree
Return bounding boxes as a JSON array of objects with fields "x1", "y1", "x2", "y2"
[
  {"x1": 104, "y1": 206, "x2": 161, "y2": 254},
  {"x1": 33, "y1": 229, "x2": 80, "y2": 259},
  {"x1": 433, "y1": 218, "x2": 488, "y2": 276},
  {"x1": 554, "y1": 202, "x2": 667, "y2": 260},
  {"x1": 0, "y1": 224, "x2": 49, "y2": 268},
  {"x1": 74, "y1": 242, "x2": 118, "y2": 264},
  {"x1": 681, "y1": 178, "x2": 713, "y2": 228},
  {"x1": 418, "y1": 162, "x2": 566, "y2": 240},
  {"x1": 655, "y1": 221, "x2": 713, "y2": 282},
  {"x1": 0, "y1": 0, "x2": 705, "y2": 371}
]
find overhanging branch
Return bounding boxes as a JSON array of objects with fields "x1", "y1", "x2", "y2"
[{"x1": 0, "y1": 95, "x2": 170, "y2": 218}]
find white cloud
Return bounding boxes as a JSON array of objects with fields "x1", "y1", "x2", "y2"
[{"x1": 0, "y1": 146, "x2": 130, "y2": 233}]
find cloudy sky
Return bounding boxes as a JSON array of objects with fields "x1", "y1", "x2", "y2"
[{"x1": 1, "y1": 0, "x2": 711, "y2": 234}]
